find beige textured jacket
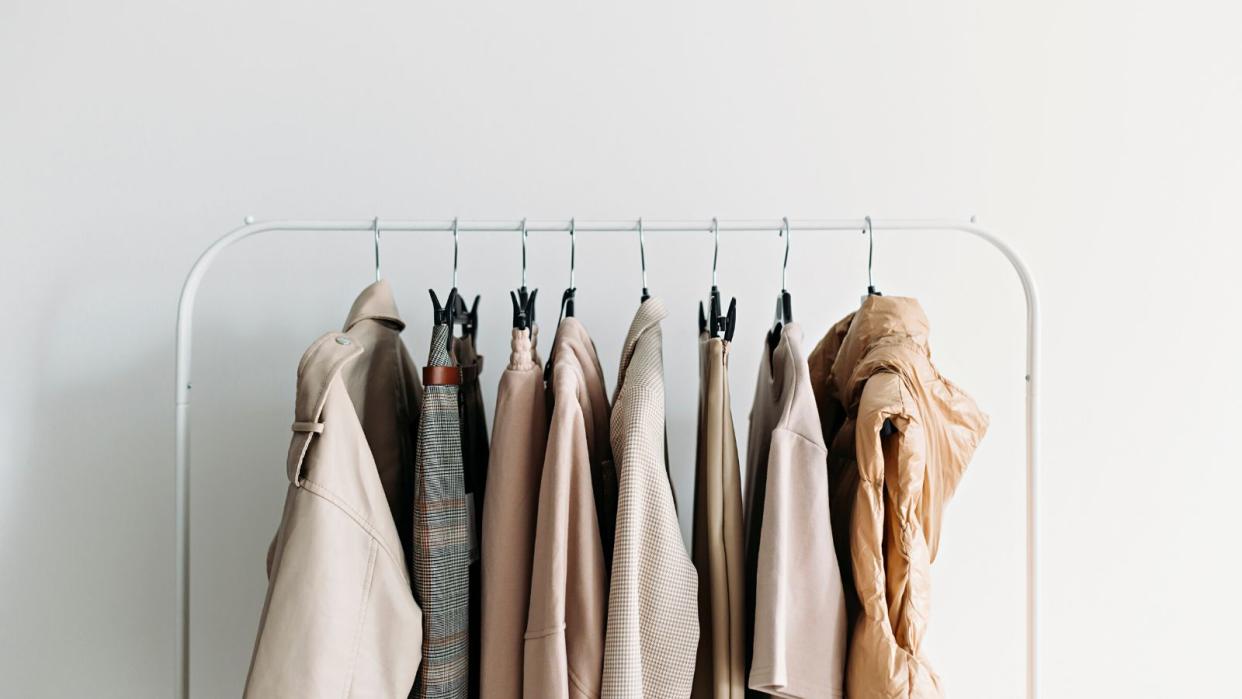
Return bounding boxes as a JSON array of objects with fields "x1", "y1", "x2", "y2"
[
  {"x1": 525, "y1": 318, "x2": 612, "y2": 699},
  {"x1": 480, "y1": 327, "x2": 546, "y2": 698},
  {"x1": 691, "y1": 334, "x2": 746, "y2": 699},
  {"x1": 602, "y1": 298, "x2": 699, "y2": 699},
  {"x1": 246, "y1": 280, "x2": 424, "y2": 698},
  {"x1": 809, "y1": 296, "x2": 988, "y2": 699},
  {"x1": 743, "y1": 323, "x2": 846, "y2": 698}
]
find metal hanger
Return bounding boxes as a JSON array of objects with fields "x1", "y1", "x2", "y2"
[
  {"x1": 430, "y1": 217, "x2": 480, "y2": 340},
  {"x1": 860, "y1": 215, "x2": 895, "y2": 436},
  {"x1": 372, "y1": 216, "x2": 382, "y2": 282},
  {"x1": 559, "y1": 217, "x2": 577, "y2": 320},
  {"x1": 864, "y1": 215, "x2": 882, "y2": 296},
  {"x1": 545, "y1": 218, "x2": 579, "y2": 383},
  {"x1": 510, "y1": 217, "x2": 538, "y2": 330},
  {"x1": 699, "y1": 217, "x2": 737, "y2": 341},
  {"x1": 767, "y1": 216, "x2": 793, "y2": 355},
  {"x1": 429, "y1": 217, "x2": 457, "y2": 325},
  {"x1": 638, "y1": 217, "x2": 650, "y2": 302}
]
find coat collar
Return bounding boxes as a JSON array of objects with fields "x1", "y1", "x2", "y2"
[
  {"x1": 831, "y1": 295, "x2": 930, "y2": 404},
  {"x1": 614, "y1": 297, "x2": 667, "y2": 393},
  {"x1": 343, "y1": 279, "x2": 405, "y2": 332}
]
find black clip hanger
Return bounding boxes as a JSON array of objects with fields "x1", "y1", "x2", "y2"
[
  {"x1": 702, "y1": 218, "x2": 737, "y2": 342},
  {"x1": 428, "y1": 287, "x2": 477, "y2": 340},
  {"x1": 706, "y1": 285, "x2": 737, "y2": 341},
  {"x1": 455, "y1": 293, "x2": 480, "y2": 342},
  {"x1": 511, "y1": 288, "x2": 538, "y2": 331},
  {"x1": 768, "y1": 217, "x2": 793, "y2": 356},
  {"x1": 511, "y1": 219, "x2": 538, "y2": 330},
  {"x1": 442, "y1": 218, "x2": 480, "y2": 343},
  {"x1": 429, "y1": 287, "x2": 459, "y2": 326}
]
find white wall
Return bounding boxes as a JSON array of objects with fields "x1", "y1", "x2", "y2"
[{"x1": 2, "y1": 1, "x2": 1239, "y2": 697}]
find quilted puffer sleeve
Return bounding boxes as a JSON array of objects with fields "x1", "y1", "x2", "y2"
[{"x1": 847, "y1": 373, "x2": 942, "y2": 699}]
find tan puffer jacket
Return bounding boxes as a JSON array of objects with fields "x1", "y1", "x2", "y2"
[{"x1": 808, "y1": 296, "x2": 988, "y2": 699}]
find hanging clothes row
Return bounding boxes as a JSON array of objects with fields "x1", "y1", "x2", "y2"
[{"x1": 242, "y1": 221, "x2": 988, "y2": 699}]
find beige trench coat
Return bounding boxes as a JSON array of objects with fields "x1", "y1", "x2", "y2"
[
  {"x1": 525, "y1": 318, "x2": 612, "y2": 699},
  {"x1": 809, "y1": 296, "x2": 988, "y2": 699},
  {"x1": 246, "y1": 280, "x2": 424, "y2": 698},
  {"x1": 602, "y1": 298, "x2": 699, "y2": 699}
]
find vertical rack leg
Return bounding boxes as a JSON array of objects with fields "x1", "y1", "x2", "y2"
[{"x1": 175, "y1": 400, "x2": 190, "y2": 699}]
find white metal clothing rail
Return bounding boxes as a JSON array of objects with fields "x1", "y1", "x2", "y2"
[{"x1": 174, "y1": 217, "x2": 1041, "y2": 699}]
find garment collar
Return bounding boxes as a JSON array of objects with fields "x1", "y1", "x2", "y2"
[
  {"x1": 615, "y1": 297, "x2": 667, "y2": 390},
  {"x1": 343, "y1": 279, "x2": 405, "y2": 332},
  {"x1": 831, "y1": 295, "x2": 930, "y2": 403}
]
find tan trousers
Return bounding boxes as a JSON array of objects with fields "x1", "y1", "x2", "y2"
[{"x1": 691, "y1": 335, "x2": 746, "y2": 699}]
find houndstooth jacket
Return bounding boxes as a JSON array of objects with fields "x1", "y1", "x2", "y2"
[{"x1": 602, "y1": 297, "x2": 700, "y2": 699}]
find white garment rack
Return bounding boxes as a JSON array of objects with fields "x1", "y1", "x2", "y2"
[{"x1": 174, "y1": 217, "x2": 1040, "y2": 699}]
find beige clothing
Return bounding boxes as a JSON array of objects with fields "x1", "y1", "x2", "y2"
[
  {"x1": 246, "y1": 280, "x2": 424, "y2": 698},
  {"x1": 480, "y1": 327, "x2": 547, "y2": 698},
  {"x1": 743, "y1": 323, "x2": 846, "y2": 698},
  {"x1": 602, "y1": 298, "x2": 699, "y2": 699},
  {"x1": 809, "y1": 296, "x2": 988, "y2": 699},
  {"x1": 525, "y1": 318, "x2": 611, "y2": 699},
  {"x1": 691, "y1": 334, "x2": 746, "y2": 699}
]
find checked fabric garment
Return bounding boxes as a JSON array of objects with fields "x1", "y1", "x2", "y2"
[{"x1": 412, "y1": 323, "x2": 470, "y2": 699}]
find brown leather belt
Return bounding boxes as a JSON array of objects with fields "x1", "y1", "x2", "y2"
[{"x1": 423, "y1": 366, "x2": 461, "y2": 386}]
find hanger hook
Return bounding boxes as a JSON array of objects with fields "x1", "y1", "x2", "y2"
[
  {"x1": 780, "y1": 216, "x2": 790, "y2": 291},
  {"x1": 568, "y1": 217, "x2": 576, "y2": 289},
  {"x1": 711, "y1": 217, "x2": 719, "y2": 287},
  {"x1": 372, "y1": 216, "x2": 382, "y2": 283},
  {"x1": 520, "y1": 217, "x2": 528, "y2": 288},
  {"x1": 863, "y1": 215, "x2": 875, "y2": 290},
  {"x1": 637, "y1": 217, "x2": 648, "y2": 292},
  {"x1": 452, "y1": 216, "x2": 460, "y2": 289}
]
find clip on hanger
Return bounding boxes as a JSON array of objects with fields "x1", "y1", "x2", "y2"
[
  {"x1": 511, "y1": 218, "x2": 538, "y2": 330},
  {"x1": 699, "y1": 217, "x2": 737, "y2": 342},
  {"x1": 768, "y1": 217, "x2": 793, "y2": 356},
  {"x1": 429, "y1": 287, "x2": 460, "y2": 326},
  {"x1": 430, "y1": 218, "x2": 480, "y2": 340},
  {"x1": 449, "y1": 218, "x2": 480, "y2": 342}
]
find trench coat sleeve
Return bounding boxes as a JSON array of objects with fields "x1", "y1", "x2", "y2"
[{"x1": 245, "y1": 333, "x2": 423, "y2": 699}]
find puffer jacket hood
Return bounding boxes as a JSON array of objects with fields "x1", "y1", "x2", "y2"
[{"x1": 810, "y1": 295, "x2": 988, "y2": 699}]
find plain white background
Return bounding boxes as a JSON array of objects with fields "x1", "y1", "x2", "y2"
[{"x1": 2, "y1": 1, "x2": 1239, "y2": 697}]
